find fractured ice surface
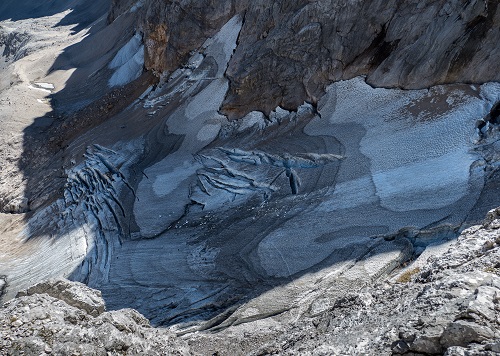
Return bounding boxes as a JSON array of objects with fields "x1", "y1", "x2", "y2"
[
  {"x1": 3, "y1": 14, "x2": 500, "y2": 330},
  {"x1": 0, "y1": 140, "x2": 144, "y2": 300},
  {"x1": 133, "y1": 15, "x2": 242, "y2": 237}
]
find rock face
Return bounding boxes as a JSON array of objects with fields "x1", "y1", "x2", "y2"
[
  {"x1": 140, "y1": 0, "x2": 238, "y2": 76},
  {"x1": 136, "y1": 0, "x2": 500, "y2": 117},
  {"x1": 16, "y1": 279, "x2": 106, "y2": 317}
]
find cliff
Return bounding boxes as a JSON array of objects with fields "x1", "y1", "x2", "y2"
[{"x1": 134, "y1": 0, "x2": 500, "y2": 117}]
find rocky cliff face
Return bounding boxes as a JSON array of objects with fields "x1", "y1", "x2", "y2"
[
  {"x1": 141, "y1": 0, "x2": 238, "y2": 76},
  {"x1": 136, "y1": 0, "x2": 500, "y2": 117}
]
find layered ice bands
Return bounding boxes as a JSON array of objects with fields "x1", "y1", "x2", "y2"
[
  {"x1": 308, "y1": 78, "x2": 500, "y2": 212},
  {"x1": 109, "y1": 33, "x2": 144, "y2": 87},
  {"x1": 371, "y1": 150, "x2": 474, "y2": 211}
]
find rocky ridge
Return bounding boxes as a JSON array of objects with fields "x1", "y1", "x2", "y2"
[
  {"x1": 1, "y1": 207, "x2": 499, "y2": 355},
  {"x1": 0, "y1": 279, "x2": 189, "y2": 355}
]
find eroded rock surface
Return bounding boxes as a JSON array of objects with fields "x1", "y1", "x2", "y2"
[
  {"x1": 135, "y1": 0, "x2": 500, "y2": 117},
  {"x1": 0, "y1": 280, "x2": 189, "y2": 355},
  {"x1": 16, "y1": 279, "x2": 105, "y2": 317}
]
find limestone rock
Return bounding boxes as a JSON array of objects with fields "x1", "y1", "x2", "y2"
[
  {"x1": 0, "y1": 277, "x2": 5, "y2": 299},
  {"x1": 410, "y1": 325, "x2": 445, "y2": 354},
  {"x1": 16, "y1": 279, "x2": 106, "y2": 317},
  {"x1": 441, "y1": 321, "x2": 496, "y2": 349},
  {"x1": 1, "y1": 282, "x2": 190, "y2": 356},
  {"x1": 139, "y1": 0, "x2": 238, "y2": 75},
  {"x1": 135, "y1": 0, "x2": 500, "y2": 118}
]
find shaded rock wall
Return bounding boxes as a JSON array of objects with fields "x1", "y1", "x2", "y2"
[
  {"x1": 140, "y1": 0, "x2": 239, "y2": 75},
  {"x1": 134, "y1": 0, "x2": 500, "y2": 118}
]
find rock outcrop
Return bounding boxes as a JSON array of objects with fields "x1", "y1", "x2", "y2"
[
  {"x1": 16, "y1": 279, "x2": 106, "y2": 317},
  {"x1": 135, "y1": 0, "x2": 500, "y2": 118},
  {"x1": 0, "y1": 280, "x2": 189, "y2": 355}
]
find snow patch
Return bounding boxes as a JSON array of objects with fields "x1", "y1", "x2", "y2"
[
  {"x1": 34, "y1": 82, "x2": 54, "y2": 90},
  {"x1": 185, "y1": 79, "x2": 228, "y2": 119},
  {"x1": 480, "y1": 82, "x2": 500, "y2": 107},
  {"x1": 197, "y1": 123, "x2": 221, "y2": 141},
  {"x1": 130, "y1": 0, "x2": 145, "y2": 12},
  {"x1": 203, "y1": 15, "x2": 242, "y2": 77},
  {"x1": 109, "y1": 33, "x2": 144, "y2": 87},
  {"x1": 238, "y1": 111, "x2": 267, "y2": 132},
  {"x1": 28, "y1": 84, "x2": 51, "y2": 93}
]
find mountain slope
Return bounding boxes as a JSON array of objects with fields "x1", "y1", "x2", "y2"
[{"x1": 0, "y1": 1, "x2": 499, "y2": 354}]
